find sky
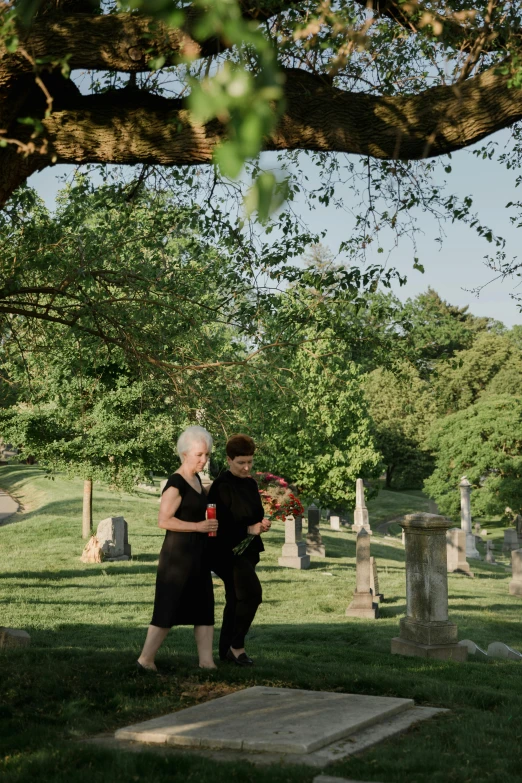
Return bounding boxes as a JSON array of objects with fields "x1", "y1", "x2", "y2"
[{"x1": 28, "y1": 129, "x2": 522, "y2": 328}]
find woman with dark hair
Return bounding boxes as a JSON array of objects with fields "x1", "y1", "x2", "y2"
[{"x1": 207, "y1": 434, "x2": 271, "y2": 666}]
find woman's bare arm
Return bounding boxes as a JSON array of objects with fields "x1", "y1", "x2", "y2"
[{"x1": 158, "y1": 486, "x2": 218, "y2": 533}]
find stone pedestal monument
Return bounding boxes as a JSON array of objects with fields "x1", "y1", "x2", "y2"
[
  {"x1": 278, "y1": 515, "x2": 310, "y2": 569},
  {"x1": 346, "y1": 529, "x2": 378, "y2": 619},
  {"x1": 446, "y1": 528, "x2": 473, "y2": 577},
  {"x1": 503, "y1": 529, "x2": 519, "y2": 552},
  {"x1": 391, "y1": 513, "x2": 467, "y2": 661},
  {"x1": 352, "y1": 478, "x2": 372, "y2": 535},
  {"x1": 306, "y1": 503, "x2": 325, "y2": 557},
  {"x1": 460, "y1": 477, "x2": 480, "y2": 560},
  {"x1": 509, "y1": 550, "x2": 522, "y2": 596},
  {"x1": 485, "y1": 540, "x2": 497, "y2": 564}
]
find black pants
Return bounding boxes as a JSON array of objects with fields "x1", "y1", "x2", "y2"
[{"x1": 211, "y1": 551, "x2": 262, "y2": 659}]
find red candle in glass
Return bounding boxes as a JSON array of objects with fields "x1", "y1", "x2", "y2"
[{"x1": 207, "y1": 504, "x2": 217, "y2": 536}]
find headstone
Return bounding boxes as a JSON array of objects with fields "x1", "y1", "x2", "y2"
[
  {"x1": 81, "y1": 534, "x2": 104, "y2": 563},
  {"x1": 458, "y1": 639, "x2": 488, "y2": 661},
  {"x1": 487, "y1": 641, "x2": 522, "y2": 661},
  {"x1": 514, "y1": 514, "x2": 522, "y2": 542},
  {"x1": 306, "y1": 503, "x2": 325, "y2": 557},
  {"x1": 391, "y1": 514, "x2": 467, "y2": 661},
  {"x1": 503, "y1": 529, "x2": 519, "y2": 552},
  {"x1": 446, "y1": 528, "x2": 474, "y2": 577},
  {"x1": 352, "y1": 478, "x2": 372, "y2": 535},
  {"x1": 460, "y1": 477, "x2": 481, "y2": 560},
  {"x1": 330, "y1": 515, "x2": 341, "y2": 531},
  {"x1": 369, "y1": 556, "x2": 384, "y2": 602},
  {"x1": 474, "y1": 522, "x2": 481, "y2": 535},
  {"x1": 485, "y1": 540, "x2": 497, "y2": 564},
  {"x1": 278, "y1": 515, "x2": 310, "y2": 569},
  {"x1": 0, "y1": 627, "x2": 31, "y2": 648},
  {"x1": 96, "y1": 516, "x2": 131, "y2": 561},
  {"x1": 345, "y1": 529, "x2": 378, "y2": 619},
  {"x1": 509, "y1": 549, "x2": 522, "y2": 596}
]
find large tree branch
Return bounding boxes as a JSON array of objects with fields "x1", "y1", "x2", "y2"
[{"x1": 1, "y1": 62, "x2": 521, "y2": 206}]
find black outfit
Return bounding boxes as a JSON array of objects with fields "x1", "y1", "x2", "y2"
[
  {"x1": 150, "y1": 473, "x2": 214, "y2": 628},
  {"x1": 207, "y1": 470, "x2": 264, "y2": 658}
]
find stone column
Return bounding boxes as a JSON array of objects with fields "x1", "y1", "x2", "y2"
[
  {"x1": 352, "y1": 478, "x2": 372, "y2": 535},
  {"x1": 278, "y1": 515, "x2": 310, "y2": 569},
  {"x1": 346, "y1": 529, "x2": 378, "y2": 618},
  {"x1": 509, "y1": 550, "x2": 522, "y2": 596},
  {"x1": 391, "y1": 513, "x2": 467, "y2": 661},
  {"x1": 446, "y1": 528, "x2": 473, "y2": 577},
  {"x1": 306, "y1": 503, "x2": 325, "y2": 557},
  {"x1": 460, "y1": 477, "x2": 481, "y2": 560}
]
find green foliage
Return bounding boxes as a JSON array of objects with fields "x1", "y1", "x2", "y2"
[
  {"x1": 434, "y1": 331, "x2": 522, "y2": 414},
  {"x1": 364, "y1": 360, "x2": 436, "y2": 489},
  {"x1": 424, "y1": 395, "x2": 522, "y2": 520}
]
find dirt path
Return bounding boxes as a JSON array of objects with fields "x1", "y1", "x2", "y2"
[{"x1": 0, "y1": 488, "x2": 19, "y2": 523}]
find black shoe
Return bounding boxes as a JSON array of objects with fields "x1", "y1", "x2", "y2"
[
  {"x1": 136, "y1": 661, "x2": 157, "y2": 674},
  {"x1": 226, "y1": 648, "x2": 254, "y2": 666}
]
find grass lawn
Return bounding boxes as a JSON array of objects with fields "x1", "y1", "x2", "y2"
[{"x1": 1, "y1": 465, "x2": 521, "y2": 783}]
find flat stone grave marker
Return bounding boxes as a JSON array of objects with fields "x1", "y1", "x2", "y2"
[{"x1": 115, "y1": 686, "x2": 414, "y2": 754}]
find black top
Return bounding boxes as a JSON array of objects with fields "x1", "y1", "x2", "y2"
[
  {"x1": 161, "y1": 472, "x2": 206, "y2": 521},
  {"x1": 207, "y1": 470, "x2": 265, "y2": 555}
]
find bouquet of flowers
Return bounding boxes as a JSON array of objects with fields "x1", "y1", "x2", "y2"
[{"x1": 232, "y1": 472, "x2": 304, "y2": 556}]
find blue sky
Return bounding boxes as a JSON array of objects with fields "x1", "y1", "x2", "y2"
[{"x1": 29, "y1": 131, "x2": 522, "y2": 328}]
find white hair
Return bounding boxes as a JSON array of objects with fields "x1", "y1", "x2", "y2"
[{"x1": 176, "y1": 425, "x2": 213, "y2": 459}]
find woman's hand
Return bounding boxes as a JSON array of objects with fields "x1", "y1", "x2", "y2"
[
  {"x1": 260, "y1": 518, "x2": 271, "y2": 533},
  {"x1": 247, "y1": 522, "x2": 264, "y2": 535},
  {"x1": 199, "y1": 518, "x2": 219, "y2": 534}
]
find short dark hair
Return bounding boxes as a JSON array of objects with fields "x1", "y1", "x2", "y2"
[{"x1": 226, "y1": 434, "x2": 256, "y2": 459}]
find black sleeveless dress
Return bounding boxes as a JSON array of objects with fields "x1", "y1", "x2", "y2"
[{"x1": 150, "y1": 473, "x2": 214, "y2": 628}]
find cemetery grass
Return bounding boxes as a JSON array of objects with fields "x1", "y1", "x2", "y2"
[{"x1": 1, "y1": 466, "x2": 521, "y2": 783}]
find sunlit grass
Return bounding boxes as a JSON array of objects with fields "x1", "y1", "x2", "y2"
[{"x1": 1, "y1": 465, "x2": 521, "y2": 783}]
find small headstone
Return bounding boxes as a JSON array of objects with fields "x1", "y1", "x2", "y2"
[
  {"x1": 485, "y1": 540, "x2": 497, "y2": 564},
  {"x1": 330, "y1": 515, "x2": 341, "y2": 531},
  {"x1": 446, "y1": 528, "x2": 474, "y2": 577},
  {"x1": 487, "y1": 641, "x2": 522, "y2": 661},
  {"x1": 369, "y1": 556, "x2": 384, "y2": 602},
  {"x1": 474, "y1": 522, "x2": 481, "y2": 535},
  {"x1": 278, "y1": 515, "x2": 310, "y2": 569},
  {"x1": 458, "y1": 639, "x2": 487, "y2": 661},
  {"x1": 0, "y1": 626, "x2": 31, "y2": 648},
  {"x1": 502, "y1": 529, "x2": 519, "y2": 552},
  {"x1": 96, "y1": 516, "x2": 131, "y2": 561},
  {"x1": 346, "y1": 529, "x2": 378, "y2": 619},
  {"x1": 352, "y1": 478, "x2": 372, "y2": 535},
  {"x1": 306, "y1": 503, "x2": 326, "y2": 557},
  {"x1": 81, "y1": 534, "x2": 104, "y2": 563},
  {"x1": 509, "y1": 549, "x2": 522, "y2": 596}
]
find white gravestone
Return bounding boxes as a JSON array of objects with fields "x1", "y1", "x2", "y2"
[
  {"x1": 446, "y1": 528, "x2": 474, "y2": 577},
  {"x1": 352, "y1": 478, "x2": 372, "y2": 535},
  {"x1": 330, "y1": 515, "x2": 341, "y2": 531},
  {"x1": 509, "y1": 549, "x2": 522, "y2": 597},
  {"x1": 346, "y1": 529, "x2": 378, "y2": 619},
  {"x1": 278, "y1": 515, "x2": 310, "y2": 570},
  {"x1": 503, "y1": 529, "x2": 519, "y2": 552},
  {"x1": 487, "y1": 641, "x2": 522, "y2": 661},
  {"x1": 485, "y1": 540, "x2": 497, "y2": 564},
  {"x1": 460, "y1": 477, "x2": 480, "y2": 560},
  {"x1": 96, "y1": 516, "x2": 131, "y2": 561}
]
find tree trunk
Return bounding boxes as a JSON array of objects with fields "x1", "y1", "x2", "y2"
[
  {"x1": 82, "y1": 478, "x2": 93, "y2": 539},
  {"x1": 385, "y1": 465, "x2": 394, "y2": 489}
]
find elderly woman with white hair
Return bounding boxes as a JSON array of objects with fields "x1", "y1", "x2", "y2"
[{"x1": 137, "y1": 425, "x2": 218, "y2": 672}]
